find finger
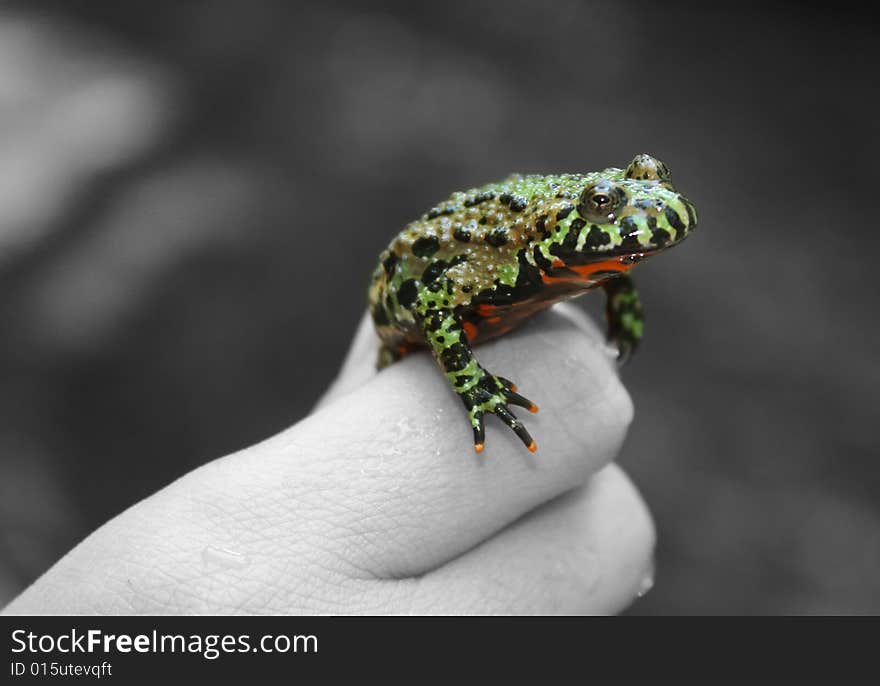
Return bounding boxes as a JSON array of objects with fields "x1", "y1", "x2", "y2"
[
  {"x1": 388, "y1": 464, "x2": 656, "y2": 614},
  {"x1": 2, "y1": 305, "x2": 635, "y2": 615},
  {"x1": 229, "y1": 304, "x2": 634, "y2": 579}
]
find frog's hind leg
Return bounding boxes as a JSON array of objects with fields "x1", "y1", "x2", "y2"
[
  {"x1": 602, "y1": 274, "x2": 643, "y2": 364},
  {"x1": 376, "y1": 338, "x2": 423, "y2": 370},
  {"x1": 417, "y1": 291, "x2": 539, "y2": 453}
]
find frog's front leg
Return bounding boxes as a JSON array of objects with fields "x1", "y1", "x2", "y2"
[
  {"x1": 416, "y1": 292, "x2": 538, "y2": 453},
  {"x1": 602, "y1": 274, "x2": 643, "y2": 364}
]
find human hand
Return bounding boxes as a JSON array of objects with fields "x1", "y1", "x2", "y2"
[{"x1": 3, "y1": 303, "x2": 655, "y2": 615}]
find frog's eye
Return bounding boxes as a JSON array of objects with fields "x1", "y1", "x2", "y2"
[{"x1": 578, "y1": 182, "x2": 625, "y2": 223}]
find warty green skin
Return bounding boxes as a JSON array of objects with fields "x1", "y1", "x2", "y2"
[{"x1": 368, "y1": 154, "x2": 697, "y2": 452}]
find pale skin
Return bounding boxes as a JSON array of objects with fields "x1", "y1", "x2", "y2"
[{"x1": 3, "y1": 303, "x2": 654, "y2": 615}]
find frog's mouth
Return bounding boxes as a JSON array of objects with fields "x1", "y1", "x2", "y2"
[
  {"x1": 542, "y1": 247, "x2": 665, "y2": 286},
  {"x1": 610, "y1": 245, "x2": 666, "y2": 262},
  {"x1": 590, "y1": 242, "x2": 670, "y2": 266},
  {"x1": 604, "y1": 224, "x2": 693, "y2": 261}
]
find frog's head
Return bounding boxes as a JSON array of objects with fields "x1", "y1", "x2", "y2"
[{"x1": 576, "y1": 153, "x2": 697, "y2": 260}]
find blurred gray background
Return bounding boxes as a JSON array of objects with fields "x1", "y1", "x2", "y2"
[{"x1": 0, "y1": 0, "x2": 877, "y2": 614}]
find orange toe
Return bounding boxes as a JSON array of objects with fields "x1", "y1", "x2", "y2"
[
  {"x1": 528, "y1": 441, "x2": 537, "y2": 453},
  {"x1": 474, "y1": 443, "x2": 484, "y2": 453}
]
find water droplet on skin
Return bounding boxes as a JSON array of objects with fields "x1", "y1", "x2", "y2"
[
  {"x1": 372, "y1": 443, "x2": 404, "y2": 457},
  {"x1": 636, "y1": 571, "x2": 654, "y2": 598},
  {"x1": 601, "y1": 342, "x2": 619, "y2": 360},
  {"x1": 202, "y1": 546, "x2": 250, "y2": 569},
  {"x1": 551, "y1": 551, "x2": 601, "y2": 594},
  {"x1": 394, "y1": 416, "x2": 420, "y2": 434}
]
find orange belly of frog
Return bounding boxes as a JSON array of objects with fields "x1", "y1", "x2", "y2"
[{"x1": 461, "y1": 256, "x2": 640, "y2": 345}]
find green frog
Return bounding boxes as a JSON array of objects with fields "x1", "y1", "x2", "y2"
[{"x1": 369, "y1": 154, "x2": 697, "y2": 453}]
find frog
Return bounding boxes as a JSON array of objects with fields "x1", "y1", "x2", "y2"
[{"x1": 368, "y1": 153, "x2": 697, "y2": 453}]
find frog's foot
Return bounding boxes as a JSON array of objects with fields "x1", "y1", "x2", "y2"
[
  {"x1": 461, "y1": 373, "x2": 538, "y2": 453},
  {"x1": 602, "y1": 274, "x2": 643, "y2": 366},
  {"x1": 376, "y1": 344, "x2": 399, "y2": 370}
]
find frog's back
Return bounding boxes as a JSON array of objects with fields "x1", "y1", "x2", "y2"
[{"x1": 370, "y1": 173, "x2": 606, "y2": 347}]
